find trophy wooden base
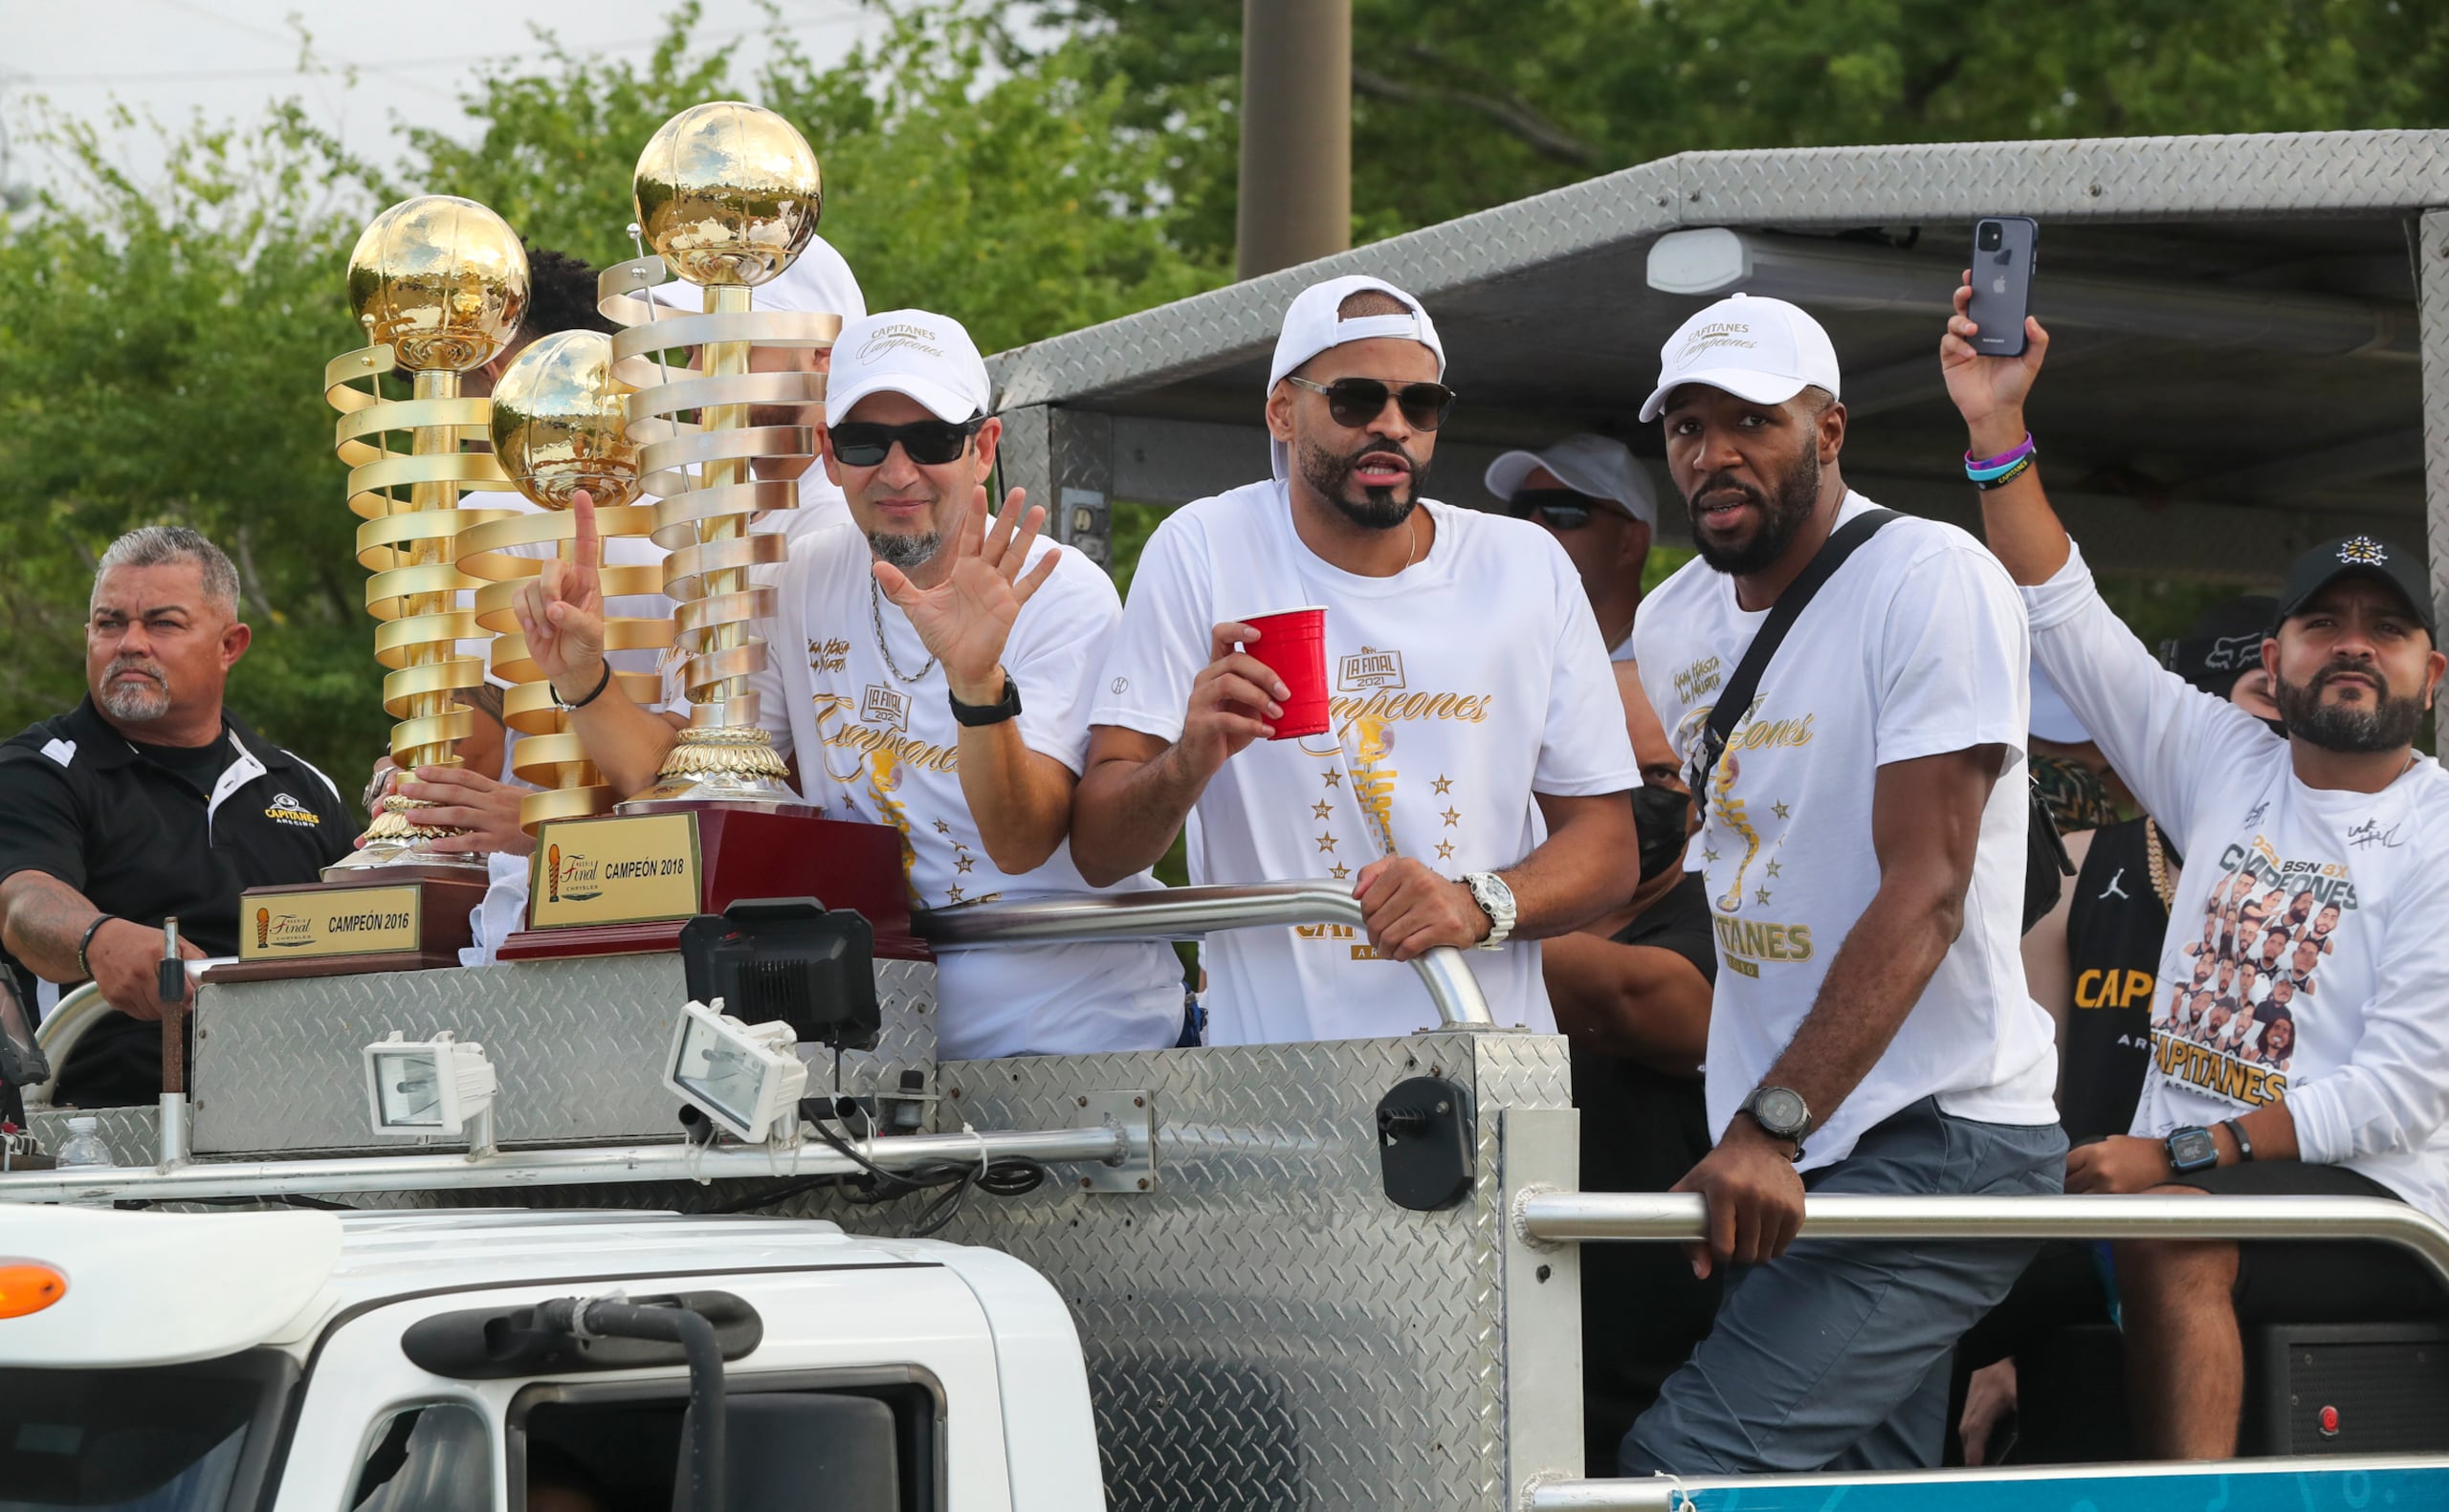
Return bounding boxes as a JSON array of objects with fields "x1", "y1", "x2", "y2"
[
  {"x1": 496, "y1": 806, "x2": 927, "y2": 963},
  {"x1": 205, "y1": 869, "x2": 487, "y2": 984}
]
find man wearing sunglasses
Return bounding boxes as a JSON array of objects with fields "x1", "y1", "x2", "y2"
[
  {"x1": 517, "y1": 310, "x2": 1185, "y2": 1061},
  {"x1": 1620, "y1": 294, "x2": 2061, "y2": 1477},
  {"x1": 1487, "y1": 433, "x2": 1660, "y2": 664},
  {"x1": 1073, "y1": 275, "x2": 1640, "y2": 1044}
]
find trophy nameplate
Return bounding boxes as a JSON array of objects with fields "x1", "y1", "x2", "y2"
[
  {"x1": 496, "y1": 807, "x2": 926, "y2": 962},
  {"x1": 206, "y1": 877, "x2": 484, "y2": 984}
]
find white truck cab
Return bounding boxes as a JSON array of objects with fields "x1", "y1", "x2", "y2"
[{"x1": 0, "y1": 1206, "x2": 1105, "y2": 1512}]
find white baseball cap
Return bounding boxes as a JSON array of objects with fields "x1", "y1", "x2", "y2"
[
  {"x1": 1266, "y1": 274, "x2": 1446, "y2": 483},
  {"x1": 1637, "y1": 293, "x2": 1842, "y2": 423},
  {"x1": 1483, "y1": 433, "x2": 1657, "y2": 527},
  {"x1": 649, "y1": 231, "x2": 867, "y2": 320},
  {"x1": 826, "y1": 309, "x2": 992, "y2": 427}
]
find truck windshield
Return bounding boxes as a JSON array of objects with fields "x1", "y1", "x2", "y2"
[{"x1": 0, "y1": 1358, "x2": 279, "y2": 1512}]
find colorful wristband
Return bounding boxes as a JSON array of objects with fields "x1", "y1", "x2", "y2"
[
  {"x1": 1965, "y1": 433, "x2": 2037, "y2": 480},
  {"x1": 1972, "y1": 454, "x2": 2036, "y2": 492}
]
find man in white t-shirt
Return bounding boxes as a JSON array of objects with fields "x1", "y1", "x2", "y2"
[
  {"x1": 1072, "y1": 275, "x2": 1639, "y2": 1042},
  {"x1": 516, "y1": 309, "x2": 1184, "y2": 1060},
  {"x1": 1624, "y1": 294, "x2": 2063, "y2": 1476},
  {"x1": 1946, "y1": 274, "x2": 2449, "y2": 1459}
]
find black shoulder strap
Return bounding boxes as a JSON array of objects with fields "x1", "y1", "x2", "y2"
[{"x1": 1694, "y1": 508, "x2": 1901, "y2": 800}]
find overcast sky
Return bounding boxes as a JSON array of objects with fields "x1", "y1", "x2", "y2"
[{"x1": 0, "y1": 0, "x2": 893, "y2": 201}]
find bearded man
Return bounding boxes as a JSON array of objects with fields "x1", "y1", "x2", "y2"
[
  {"x1": 1071, "y1": 274, "x2": 1639, "y2": 1041},
  {"x1": 1624, "y1": 294, "x2": 2063, "y2": 1476},
  {"x1": 1953, "y1": 270, "x2": 2449, "y2": 1460},
  {"x1": 0, "y1": 527, "x2": 352, "y2": 1105}
]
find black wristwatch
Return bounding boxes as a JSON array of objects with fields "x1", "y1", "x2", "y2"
[
  {"x1": 2165, "y1": 1125, "x2": 2220, "y2": 1174},
  {"x1": 948, "y1": 671, "x2": 1022, "y2": 728},
  {"x1": 1739, "y1": 1085, "x2": 1814, "y2": 1162}
]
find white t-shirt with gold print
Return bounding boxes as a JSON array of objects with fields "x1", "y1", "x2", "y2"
[
  {"x1": 742, "y1": 523, "x2": 1185, "y2": 1062},
  {"x1": 1634, "y1": 493, "x2": 2059, "y2": 1172},
  {"x1": 1092, "y1": 479, "x2": 1638, "y2": 1044}
]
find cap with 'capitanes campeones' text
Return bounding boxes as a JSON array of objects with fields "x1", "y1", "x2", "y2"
[
  {"x1": 827, "y1": 310, "x2": 994, "y2": 427},
  {"x1": 1640, "y1": 293, "x2": 1842, "y2": 422}
]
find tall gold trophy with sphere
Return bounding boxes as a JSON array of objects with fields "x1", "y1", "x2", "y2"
[
  {"x1": 228, "y1": 194, "x2": 528, "y2": 978},
  {"x1": 456, "y1": 329, "x2": 671, "y2": 834},
  {"x1": 499, "y1": 101, "x2": 922, "y2": 963}
]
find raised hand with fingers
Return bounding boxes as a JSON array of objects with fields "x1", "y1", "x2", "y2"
[
  {"x1": 511, "y1": 487, "x2": 609, "y2": 696},
  {"x1": 872, "y1": 486, "x2": 1062, "y2": 706},
  {"x1": 1942, "y1": 272, "x2": 2050, "y2": 449}
]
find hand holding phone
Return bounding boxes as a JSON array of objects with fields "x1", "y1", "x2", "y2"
[{"x1": 1965, "y1": 216, "x2": 2039, "y2": 358}]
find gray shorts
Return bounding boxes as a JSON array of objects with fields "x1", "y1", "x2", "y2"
[{"x1": 1621, "y1": 1096, "x2": 2067, "y2": 1475}]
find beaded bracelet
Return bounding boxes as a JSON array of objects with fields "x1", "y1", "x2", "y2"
[{"x1": 1965, "y1": 433, "x2": 2037, "y2": 481}]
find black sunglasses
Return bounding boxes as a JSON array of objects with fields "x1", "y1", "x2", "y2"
[
  {"x1": 1507, "y1": 488, "x2": 1628, "y2": 530},
  {"x1": 1285, "y1": 375, "x2": 1457, "y2": 431},
  {"x1": 830, "y1": 417, "x2": 986, "y2": 468}
]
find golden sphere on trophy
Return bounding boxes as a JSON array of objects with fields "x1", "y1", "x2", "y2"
[
  {"x1": 488, "y1": 330, "x2": 643, "y2": 511},
  {"x1": 346, "y1": 195, "x2": 529, "y2": 372},
  {"x1": 632, "y1": 100, "x2": 823, "y2": 288}
]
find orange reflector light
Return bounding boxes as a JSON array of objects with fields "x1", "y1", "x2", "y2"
[{"x1": 0, "y1": 1262, "x2": 68, "y2": 1318}]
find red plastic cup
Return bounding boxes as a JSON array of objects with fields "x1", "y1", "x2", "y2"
[{"x1": 1237, "y1": 606, "x2": 1331, "y2": 740}]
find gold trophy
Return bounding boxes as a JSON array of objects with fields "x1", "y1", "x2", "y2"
[
  {"x1": 456, "y1": 329, "x2": 672, "y2": 833},
  {"x1": 498, "y1": 102, "x2": 922, "y2": 964},
  {"x1": 613, "y1": 99, "x2": 834, "y2": 807},
  {"x1": 225, "y1": 195, "x2": 526, "y2": 979}
]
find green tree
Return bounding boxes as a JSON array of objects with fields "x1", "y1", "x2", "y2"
[
  {"x1": 0, "y1": 105, "x2": 378, "y2": 786},
  {"x1": 1041, "y1": 0, "x2": 2449, "y2": 259},
  {"x1": 0, "y1": 3, "x2": 1225, "y2": 786}
]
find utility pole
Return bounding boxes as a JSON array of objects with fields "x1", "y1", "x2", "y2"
[{"x1": 1235, "y1": 0, "x2": 1351, "y2": 279}]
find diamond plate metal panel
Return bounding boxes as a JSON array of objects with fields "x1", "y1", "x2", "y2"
[
  {"x1": 997, "y1": 404, "x2": 1052, "y2": 518},
  {"x1": 919, "y1": 1032, "x2": 1576, "y2": 1512},
  {"x1": 992, "y1": 132, "x2": 2449, "y2": 409},
  {"x1": 2423, "y1": 210, "x2": 2449, "y2": 645},
  {"x1": 189, "y1": 955, "x2": 937, "y2": 1155},
  {"x1": 26, "y1": 1105, "x2": 161, "y2": 1170}
]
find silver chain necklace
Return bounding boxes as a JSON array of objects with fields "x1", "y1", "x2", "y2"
[{"x1": 870, "y1": 576, "x2": 938, "y2": 683}]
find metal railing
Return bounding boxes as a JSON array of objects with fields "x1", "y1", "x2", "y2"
[
  {"x1": 1515, "y1": 1189, "x2": 2449, "y2": 1510},
  {"x1": 0, "y1": 1124, "x2": 1129, "y2": 1206},
  {"x1": 916, "y1": 881, "x2": 1496, "y2": 1029},
  {"x1": 22, "y1": 981, "x2": 107, "y2": 1110}
]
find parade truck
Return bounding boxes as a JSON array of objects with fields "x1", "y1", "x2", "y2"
[{"x1": 11, "y1": 126, "x2": 2449, "y2": 1511}]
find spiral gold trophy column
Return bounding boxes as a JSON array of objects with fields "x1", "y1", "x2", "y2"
[
  {"x1": 499, "y1": 101, "x2": 925, "y2": 965},
  {"x1": 454, "y1": 328, "x2": 671, "y2": 833},
  {"x1": 226, "y1": 195, "x2": 528, "y2": 980}
]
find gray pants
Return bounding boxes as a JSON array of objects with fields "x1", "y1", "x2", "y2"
[{"x1": 1621, "y1": 1097, "x2": 2067, "y2": 1475}]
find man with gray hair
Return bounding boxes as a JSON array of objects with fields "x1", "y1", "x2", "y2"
[{"x1": 0, "y1": 525, "x2": 352, "y2": 1106}]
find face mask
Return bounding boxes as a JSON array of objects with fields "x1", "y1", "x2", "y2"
[{"x1": 1633, "y1": 785, "x2": 1692, "y2": 882}]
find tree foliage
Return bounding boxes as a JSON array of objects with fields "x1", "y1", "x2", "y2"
[
  {"x1": 0, "y1": 4, "x2": 1224, "y2": 787},
  {"x1": 3, "y1": 0, "x2": 2445, "y2": 786},
  {"x1": 1042, "y1": 0, "x2": 2449, "y2": 258}
]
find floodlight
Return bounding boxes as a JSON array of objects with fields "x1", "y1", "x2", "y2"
[
  {"x1": 364, "y1": 1031, "x2": 497, "y2": 1142},
  {"x1": 664, "y1": 1000, "x2": 807, "y2": 1144}
]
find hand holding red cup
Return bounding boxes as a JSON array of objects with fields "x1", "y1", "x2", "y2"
[{"x1": 1236, "y1": 606, "x2": 1331, "y2": 740}]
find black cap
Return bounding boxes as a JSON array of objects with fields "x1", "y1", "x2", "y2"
[
  {"x1": 2269, "y1": 535, "x2": 2436, "y2": 638},
  {"x1": 2159, "y1": 595, "x2": 2280, "y2": 697}
]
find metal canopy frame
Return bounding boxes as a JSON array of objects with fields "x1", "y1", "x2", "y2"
[{"x1": 989, "y1": 131, "x2": 2449, "y2": 592}]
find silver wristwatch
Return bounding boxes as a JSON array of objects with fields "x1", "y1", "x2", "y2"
[{"x1": 1462, "y1": 871, "x2": 1516, "y2": 950}]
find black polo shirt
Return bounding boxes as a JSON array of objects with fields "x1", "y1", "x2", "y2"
[{"x1": 0, "y1": 696, "x2": 354, "y2": 1104}]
